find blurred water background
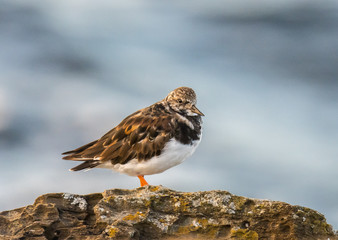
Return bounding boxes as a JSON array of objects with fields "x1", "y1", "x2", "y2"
[{"x1": 0, "y1": 0, "x2": 338, "y2": 229}]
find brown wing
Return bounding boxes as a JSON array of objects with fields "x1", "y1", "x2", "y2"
[{"x1": 62, "y1": 108, "x2": 174, "y2": 170}]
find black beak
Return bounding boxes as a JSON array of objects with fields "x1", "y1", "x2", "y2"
[{"x1": 191, "y1": 105, "x2": 204, "y2": 116}]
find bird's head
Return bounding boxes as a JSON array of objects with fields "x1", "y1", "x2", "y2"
[{"x1": 165, "y1": 87, "x2": 204, "y2": 117}]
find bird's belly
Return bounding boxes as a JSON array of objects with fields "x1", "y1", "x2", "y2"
[{"x1": 99, "y1": 137, "x2": 201, "y2": 176}]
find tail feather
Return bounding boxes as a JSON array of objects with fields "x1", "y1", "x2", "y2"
[
  {"x1": 62, "y1": 155, "x2": 92, "y2": 161},
  {"x1": 70, "y1": 161, "x2": 100, "y2": 171},
  {"x1": 62, "y1": 140, "x2": 98, "y2": 155},
  {"x1": 63, "y1": 140, "x2": 102, "y2": 171}
]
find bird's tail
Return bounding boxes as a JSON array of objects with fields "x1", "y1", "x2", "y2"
[
  {"x1": 62, "y1": 140, "x2": 98, "y2": 157},
  {"x1": 62, "y1": 140, "x2": 101, "y2": 171},
  {"x1": 69, "y1": 160, "x2": 100, "y2": 171}
]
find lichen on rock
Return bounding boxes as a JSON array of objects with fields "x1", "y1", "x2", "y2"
[{"x1": 0, "y1": 185, "x2": 336, "y2": 239}]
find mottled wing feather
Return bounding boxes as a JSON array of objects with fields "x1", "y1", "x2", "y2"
[
  {"x1": 62, "y1": 107, "x2": 174, "y2": 169},
  {"x1": 99, "y1": 114, "x2": 173, "y2": 164}
]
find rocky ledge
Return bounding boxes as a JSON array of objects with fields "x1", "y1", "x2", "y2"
[{"x1": 0, "y1": 186, "x2": 336, "y2": 240}]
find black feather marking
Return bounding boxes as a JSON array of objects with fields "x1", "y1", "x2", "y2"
[{"x1": 174, "y1": 116, "x2": 201, "y2": 145}]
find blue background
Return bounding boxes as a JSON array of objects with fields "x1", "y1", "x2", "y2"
[{"x1": 0, "y1": 0, "x2": 337, "y2": 230}]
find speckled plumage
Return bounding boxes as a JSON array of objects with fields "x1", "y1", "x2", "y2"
[{"x1": 62, "y1": 87, "x2": 204, "y2": 185}]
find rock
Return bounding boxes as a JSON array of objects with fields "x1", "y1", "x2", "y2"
[{"x1": 0, "y1": 186, "x2": 336, "y2": 239}]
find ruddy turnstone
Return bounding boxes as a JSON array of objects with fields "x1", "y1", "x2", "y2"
[{"x1": 62, "y1": 87, "x2": 204, "y2": 187}]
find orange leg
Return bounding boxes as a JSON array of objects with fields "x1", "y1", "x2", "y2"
[{"x1": 137, "y1": 175, "x2": 149, "y2": 187}]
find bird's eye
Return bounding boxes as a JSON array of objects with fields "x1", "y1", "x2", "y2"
[{"x1": 178, "y1": 99, "x2": 183, "y2": 103}]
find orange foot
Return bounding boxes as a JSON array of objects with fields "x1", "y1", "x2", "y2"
[{"x1": 137, "y1": 175, "x2": 149, "y2": 187}]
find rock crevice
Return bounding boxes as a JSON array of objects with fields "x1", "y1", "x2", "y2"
[{"x1": 0, "y1": 186, "x2": 336, "y2": 239}]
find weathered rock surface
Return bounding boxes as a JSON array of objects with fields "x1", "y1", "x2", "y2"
[{"x1": 0, "y1": 186, "x2": 336, "y2": 240}]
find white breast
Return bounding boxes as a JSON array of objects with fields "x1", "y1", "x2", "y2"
[{"x1": 98, "y1": 135, "x2": 201, "y2": 176}]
